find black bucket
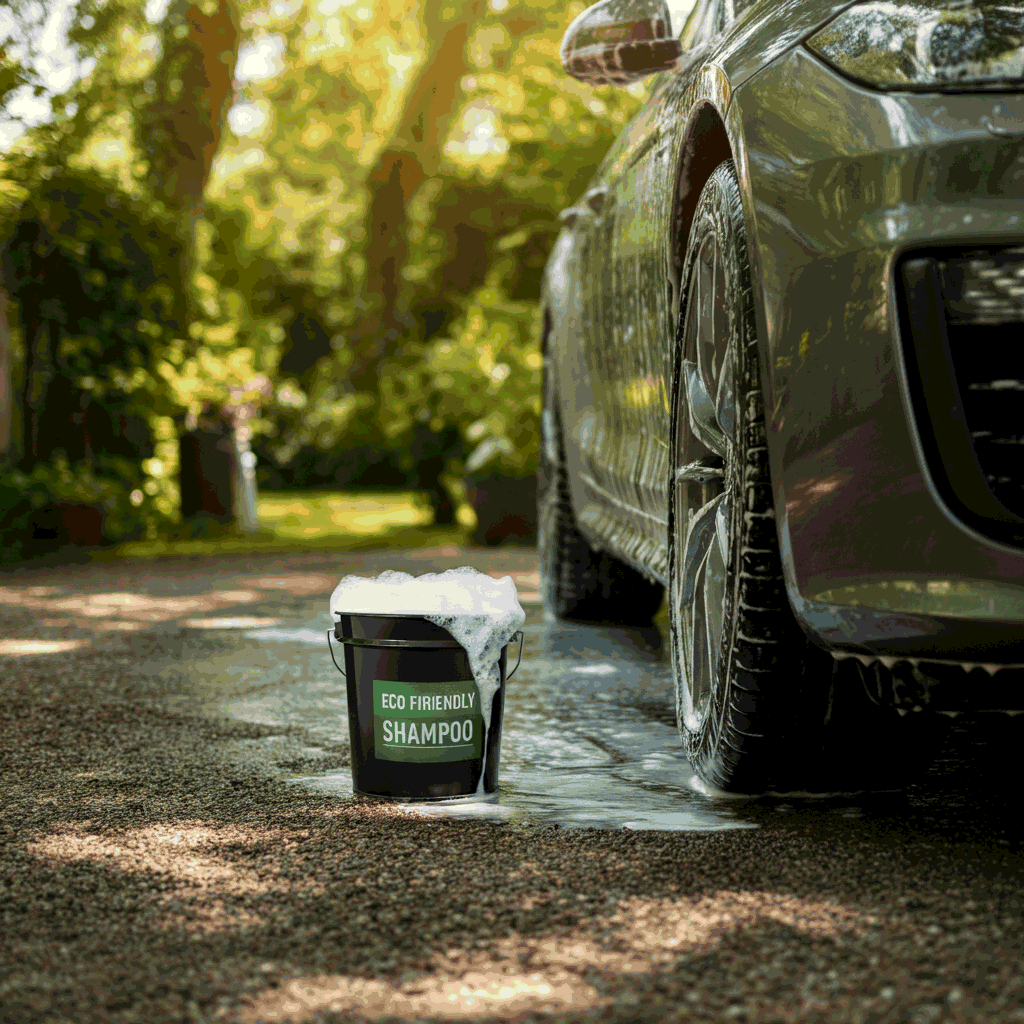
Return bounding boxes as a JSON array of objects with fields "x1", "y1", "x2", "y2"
[{"x1": 327, "y1": 612, "x2": 523, "y2": 801}]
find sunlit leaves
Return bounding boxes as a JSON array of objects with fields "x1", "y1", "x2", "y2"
[
  {"x1": 380, "y1": 278, "x2": 541, "y2": 475},
  {"x1": 0, "y1": 0, "x2": 649, "y2": 513}
]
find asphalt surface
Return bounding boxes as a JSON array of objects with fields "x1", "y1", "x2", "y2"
[{"x1": 1, "y1": 546, "x2": 1022, "y2": 1024}]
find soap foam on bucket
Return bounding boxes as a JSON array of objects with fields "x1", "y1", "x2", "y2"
[{"x1": 329, "y1": 566, "x2": 526, "y2": 794}]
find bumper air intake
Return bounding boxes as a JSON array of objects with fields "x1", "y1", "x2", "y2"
[{"x1": 897, "y1": 246, "x2": 1024, "y2": 548}]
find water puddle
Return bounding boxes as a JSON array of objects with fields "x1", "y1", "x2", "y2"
[
  {"x1": 155, "y1": 601, "x2": 937, "y2": 833},
  {"x1": 245, "y1": 627, "x2": 332, "y2": 645}
]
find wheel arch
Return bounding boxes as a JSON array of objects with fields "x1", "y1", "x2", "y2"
[
  {"x1": 666, "y1": 96, "x2": 781, "y2": 558},
  {"x1": 669, "y1": 101, "x2": 734, "y2": 311}
]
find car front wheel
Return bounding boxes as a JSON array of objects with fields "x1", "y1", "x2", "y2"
[{"x1": 669, "y1": 162, "x2": 908, "y2": 794}]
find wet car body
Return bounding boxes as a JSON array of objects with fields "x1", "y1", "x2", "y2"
[{"x1": 542, "y1": 0, "x2": 1024, "y2": 685}]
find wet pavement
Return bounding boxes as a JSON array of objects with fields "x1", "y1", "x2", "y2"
[
  {"x1": 14, "y1": 544, "x2": 1012, "y2": 844},
  {"x1": 193, "y1": 608, "x2": 738, "y2": 832},
  {"x1": 126, "y1": 552, "x2": 733, "y2": 831}
]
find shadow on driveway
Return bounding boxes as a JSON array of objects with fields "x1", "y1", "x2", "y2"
[{"x1": 1, "y1": 548, "x2": 1022, "y2": 1023}]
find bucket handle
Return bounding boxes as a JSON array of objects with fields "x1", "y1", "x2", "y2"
[
  {"x1": 328, "y1": 628, "x2": 525, "y2": 681},
  {"x1": 507, "y1": 631, "x2": 524, "y2": 681},
  {"x1": 327, "y1": 630, "x2": 346, "y2": 679}
]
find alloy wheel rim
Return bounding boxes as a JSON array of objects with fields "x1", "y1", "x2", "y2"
[{"x1": 673, "y1": 229, "x2": 737, "y2": 735}]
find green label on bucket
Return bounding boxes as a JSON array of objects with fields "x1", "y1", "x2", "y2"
[{"x1": 372, "y1": 679, "x2": 484, "y2": 763}]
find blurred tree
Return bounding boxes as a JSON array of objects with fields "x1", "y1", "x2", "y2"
[
  {"x1": 0, "y1": 0, "x2": 266, "y2": 550},
  {"x1": 134, "y1": 0, "x2": 260, "y2": 532},
  {"x1": 0, "y1": 288, "x2": 10, "y2": 458},
  {"x1": 344, "y1": 0, "x2": 487, "y2": 394},
  {"x1": 195, "y1": 0, "x2": 648, "y2": 510},
  {"x1": 0, "y1": 169, "x2": 187, "y2": 554},
  {"x1": 372, "y1": 0, "x2": 645, "y2": 481},
  {"x1": 0, "y1": 0, "x2": 77, "y2": 466},
  {"x1": 0, "y1": 0, "x2": 193, "y2": 552},
  {"x1": 0, "y1": 0, "x2": 648, "y2": 554},
  {"x1": 2, "y1": 180, "x2": 184, "y2": 470}
]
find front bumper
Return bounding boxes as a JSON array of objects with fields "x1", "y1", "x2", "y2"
[{"x1": 733, "y1": 46, "x2": 1024, "y2": 658}]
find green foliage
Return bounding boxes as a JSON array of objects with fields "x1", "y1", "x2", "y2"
[
  {"x1": 0, "y1": 454, "x2": 158, "y2": 563},
  {"x1": 13, "y1": 457, "x2": 152, "y2": 534},
  {"x1": 6, "y1": 167, "x2": 186, "y2": 364},
  {"x1": 0, "y1": 0, "x2": 643, "y2": 556},
  {"x1": 0, "y1": 166, "x2": 189, "y2": 535},
  {"x1": 221, "y1": 0, "x2": 644, "y2": 487},
  {"x1": 381, "y1": 281, "x2": 542, "y2": 479}
]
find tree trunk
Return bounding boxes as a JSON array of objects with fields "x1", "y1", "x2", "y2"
[
  {"x1": 0, "y1": 288, "x2": 13, "y2": 463},
  {"x1": 346, "y1": 2, "x2": 484, "y2": 394},
  {"x1": 345, "y1": 151, "x2": 425, "y2": 393},
  {"x1": 148, "y1": 1, "x2": 239, "y2": 212},
  {"x1": 142, "y1": 1, "x2": 249, "y2": 529},
  {"x1": 18, "y1": 241, "x2": 58, "y2": 470}
]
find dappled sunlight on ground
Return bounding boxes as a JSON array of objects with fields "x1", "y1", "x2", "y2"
[
  {"x1": 20, "y1": 808, "x2": 832, "y2": 1022},
  {"x1": 2, "y1": 547, "x2": 1023, "y2": 1023},
  {"x1": 0, "y1": 638, "x2": 90, "y2": 656},
  {"x1": 27, "y1": 822, "x2": 310, "y2": 934},
  {"x1": 0, "y1": 552, "x2": 540, "y2": 630},
  {"x1": 233, "y1": 574, "x2": 339, "y2": 595},
  {"x1": 179, "y1": 617, "x2": 283, "y2": 629},
  {"x1": 603, "y1": 891, "x2": 869, "y2": 950},
  {"x1": 0, "y1": 550, "x2": 541, "y2": 653},
  {"x1": 238, "y1": 966, "x2": 603, "y2": 1021},
  {"x1": 0, "y1": 586, "x2": 266, "y2": 623},
  {"x1": 405, "y1": 545, "x2": 466, "y2": 559},
  {"x1": 0, "y1": 582, "x2": 272, "y2": 645},
  {"x1": 235, "y1": 889, "x2": 870, "y2": 1023}
]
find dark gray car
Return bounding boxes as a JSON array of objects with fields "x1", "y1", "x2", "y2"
[{"x1": 539, "y1": 0, "x2": 1024, "y2": 793}]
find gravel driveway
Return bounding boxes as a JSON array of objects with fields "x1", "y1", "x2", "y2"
[{"x1": 1, "y1": 547, "x2": 1022, "y2": 1023}]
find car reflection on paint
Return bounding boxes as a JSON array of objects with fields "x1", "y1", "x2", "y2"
[{"x1": 538, "y1": 0, "x2": 1024, "y2": 794}]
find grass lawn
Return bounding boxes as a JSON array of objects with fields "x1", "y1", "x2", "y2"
[
  {"x1": 56, "y1": 492, "x2": 669, "y2": 635},
  {"x1": 97, "y1": 491, "x2": 478, "y2": 561}
]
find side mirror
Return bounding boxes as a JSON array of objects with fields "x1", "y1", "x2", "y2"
[{"x1": 560, "y1": 0, "x2": 682, "y2": 86}]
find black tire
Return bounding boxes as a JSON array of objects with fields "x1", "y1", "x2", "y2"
[
  {"x1": 669, "y1": 162, "x2": 908, "y2": 794},
  {"x1": 538, "y1": 371, "x2": 664, "y2": 627}
]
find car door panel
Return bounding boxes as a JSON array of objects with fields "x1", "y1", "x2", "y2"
[
  {"x1": 602, "y1": 119, "x2": 675, "y2": 546},
  {"x1": 562, "y1": 114, "x2": 650, "y2": 548},
  {"x1": 573, "y1": 19, "x2": 730, "y2": 580},
  {"x1": 566, "y1": 173, "x2": 614, "y2": 498}
]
